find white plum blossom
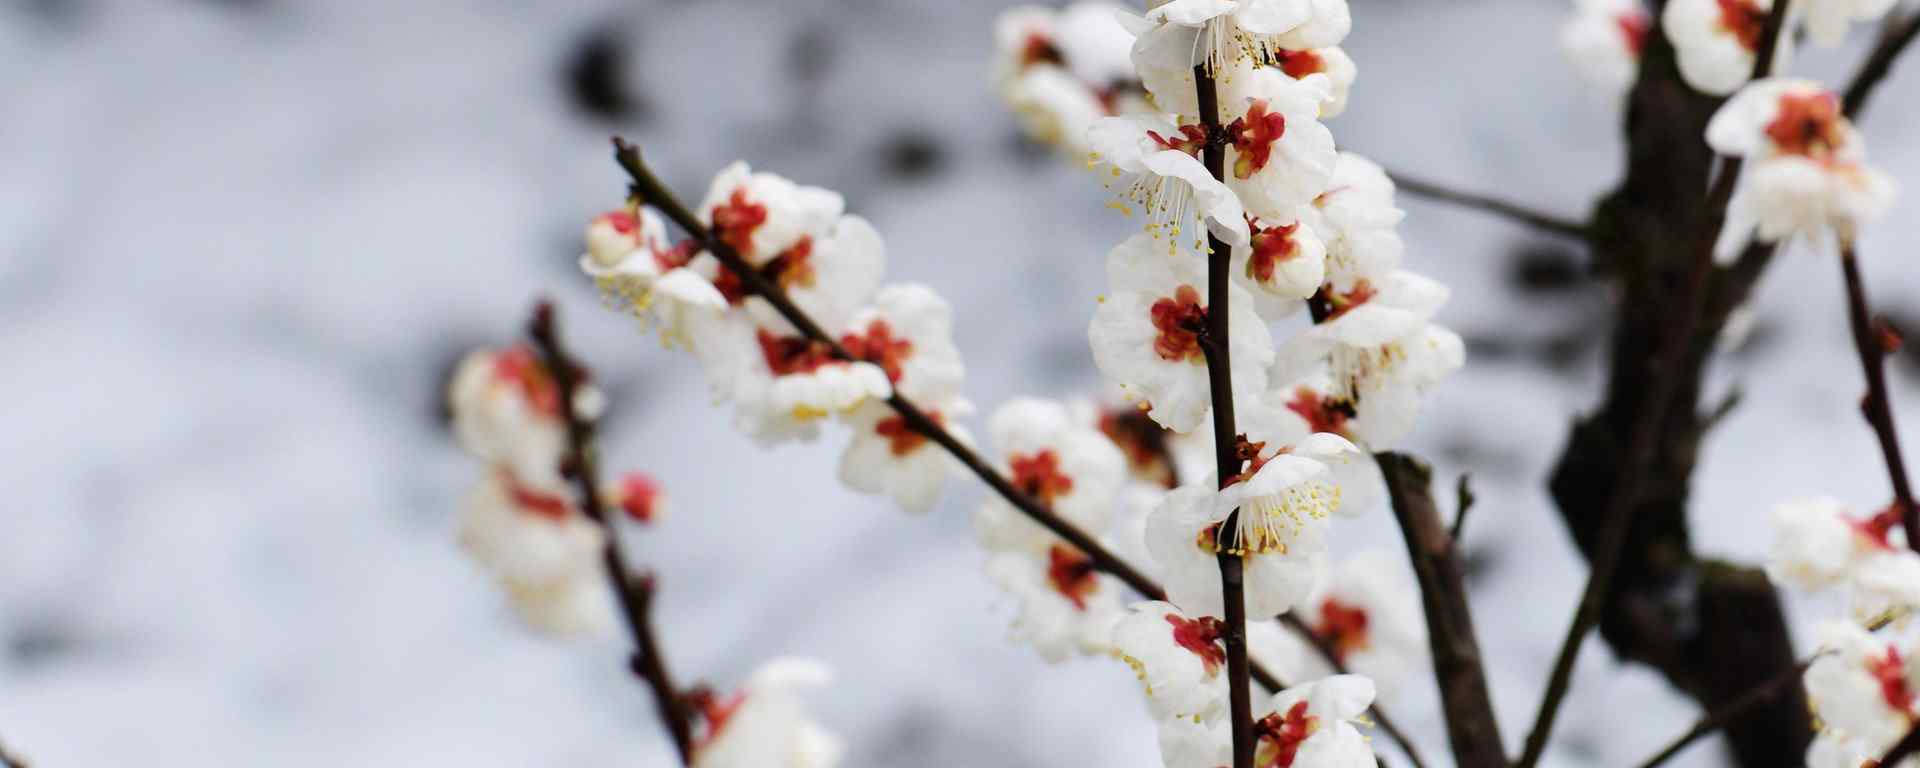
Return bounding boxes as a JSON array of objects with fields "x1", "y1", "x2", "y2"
[
  {"x1": 1705, "y1": 78, "x2": 1896, "y2": 260},
  {"x1": 1561, "y1": 0, "x2": 1650, "y2": 96},
  {"x1": 692, "y1": 658, "x2": 845, "y2": 768},
  {"x1": 1089, "y1": 114, "x2": 1251, "y2": 252},
  {"x1": 1307, "y1": 152, "x2": 1406, "y2": 288},
  {"x1": 838, "y1": 399, "x2": 971, "y2": 515},
  {"x1": 697, "y1": 161, "x2": 845, "y2": 265},
  {"x1": 725, "y1": 315, "x2": 892, "y2": 445},
  {"x1": 1156, "y1": 674, "x2": 1379, "y2": 768},
  {"x1": 1220, "y1": 68, "x2": 1339, "y2": 221},
  {"x1": 580, "y1": 208, "x2": 728, "y2": 350},
  {"x1": 1232, "y1": 210, "x2": 1328, "y2": 319},
  {"x1": 987, "y1": 546, "x2": 1126, "y2": 662},
  {"x1": 1090, "y1": 234, "x2": 1274, "y2": 433},
  {"x1": 838, "y1": 283, "x2": 965, "y2": 401},
  {"x1": 1766, "y1": 496, "x2": 1899, "y2": 589},
  {"x1": 456, "y1": 469, "x2": 612, "y2": 636},
  {"x1": 1127, "y1": 0, "x2": 1352, "y2": 115},
  {"x1": 1300, "y1": 549, "x2": 1428, "y2": 697},
  {"x1": 1853, "y1": 551, "x2": 1920, "y2": 627},
  {"x1": 1008, "y1": 66, "x2": 1115, "y2": 153},
  {"x1": 1662, "y1": 0, "x2": 1785, "y2": 96},
  {"x1": 1805, "y1": 620, "x2": 1918, "y2": 753},
  {"x1": 1266, "y1": 46, "x2": 1357, "y2": 118},
  {"x1": 974, "y1": 398, "x2": 1130, "y2": 552},
  {"x1": 1799, "y1": 0, "x2": 1899, "y2": 47},
  {"x1": 448, "y1": 345, "x2": 571, "y2": 491},
  {"x1": 1112, "y1": 600, "x2": 1231, "y2": 722},
  {"x1": 995, "y1": 4, "x2": 1150, "y2": 153},
  {"x1": 1148, "y1": 483, "x2": 1327, "y2": 619}
]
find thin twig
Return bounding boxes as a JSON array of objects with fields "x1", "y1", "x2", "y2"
[
  {"x1": 527, "y1": 302, "x2": 695, "y2": 765},
  {"x1": 1838, "y1": 246, "x2": 1919, "y2": 552},
  {"x1": 0, "y1": 735, "x2": 27, "y2": 768},
  {"x1": 1378, "y1": 454, "x2": 1507, "y2": 768},
  {"x1": 1842, "y1": 8, "x2": 1920, "y2": 119},
  {"x1": 1635, "y1": 656, "x2": 1819, "y2": 768},
  {"x1": 1387, "y1": 172, "x2": 1591, "y2": 241},
  {"x1": 1452, "y1": 474, "x2": 1476, "y2": 542},
  {"x1": 1883, "y1": 720, "x2": 1920, "y2": 766},
  {"x1": 1195, "y1": 62, "x2": 1256, "y2": 768},
  {"x1": 607, "y1": 136, "x2": 1436, "y2": 768},
  {"x1": 1514, "y1": 7, "x2": 1791, "y2": 767}
]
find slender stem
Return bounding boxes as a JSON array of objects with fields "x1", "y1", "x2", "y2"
[
  {"x1": 1386, "y1": 172, "x2": 1590, "y2": 241},
  {"x1": 1843, "y1": 9, "x2": 1920, "y2": 119},
  {"x1": 1882, "y1": 721, "x2": 1920, "y2": 766},
  {"x1": 527, "y1": 301, "x2": 695, "y2": 765},
  {"x1": 607, "y1": 138, "x2": 1429, "y2": 768},
  {"x1": 1838, "y1": 246, "x2": 1919, "y2": 552},
  {"x1": 1194, "y1": 62, "x2": 1256, "y2": 768},
  {"x1": 1635, "y1": 657, "x2": 1818, "y2": 768},
  {"x1": 1378, "y1": 454, "x2": 1506, "y2": 768},
  {"x1": 1514, "y1": 8, "x2": 1790, "y2": 767}
]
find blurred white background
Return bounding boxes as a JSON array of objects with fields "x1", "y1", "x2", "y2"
[{"x1": 1, "y1": 0, "x2": 1917, "y2": 765}]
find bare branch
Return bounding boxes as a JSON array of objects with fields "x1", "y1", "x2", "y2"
[
  {"x1": 1843, "y1": 8, "x2": 1920, "y2": 119},
  {"x1": 527, "y1": 302, "x2": 695, "y2": 764},
  {"x1": 1378, "y1": 453, "x2": 1506, "y2": 768},
  {"x1": 1387, "y1": 172, "x2": 1591, "y2": 241},
  {"x1": 1837, "y1": 246, "x2": 1919, "y2": 551},
  {"x1": 1452, "y1": 474, "x2": 1476, "y2": 542},
  {"x1": 1516, "y1": 6, "x2": 1792, "y2": 767}
]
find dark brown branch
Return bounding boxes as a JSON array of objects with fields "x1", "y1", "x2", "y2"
[
  {"x1": 1635, "y1": 655, "x2": 1821, "y2": 768},
  {"x1": 1452, "y1": 474, "x2": 1476, "y2": 542},
  {"x1": 1195, "y1": 62, "x2": 1256, "y2": 768},
  {"x1": 1882, "y1": 721, "x2": 1920, "y2": 766},
  {"x1": 1517, "y1": 7, "x2": 1791, "y2": 767},
  {"x1": 1838, "y1": 246, "x2": 1919, "y2": 552},
  {"x1": 1843, "y1": 8, "x2": 1920, "y2": 119},
  {"x1": 1387, "y1": 172, "x2": 1591, "y2": 241},
  {"x1": 0, "y1": 735, "x2": 27, "y2": 768},
  {"x1": 608, "y1": 136, "x2": 1443, "y2": 768},
  {"x1": 527, "y1": 301, "x2": 695, "y2": 765},
  {"x1": 1377, "y1": 453, "x2": 1506, "y2": 768}
]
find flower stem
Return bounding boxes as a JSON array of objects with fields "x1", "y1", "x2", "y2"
[
  {"x1": 527, "y1": 301, "x2": 695, "y2": 765},
  {"x1": 1838, "y1": 246, "x2": 1919, "y2": 552}
]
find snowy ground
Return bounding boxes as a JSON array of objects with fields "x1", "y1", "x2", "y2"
[{"x1": 2, "y1": 0, "x2": 1917, "y2": 765}]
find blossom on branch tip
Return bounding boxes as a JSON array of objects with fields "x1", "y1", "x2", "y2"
[
  {"x1": 692, "y1": 658, "x2": 844, "y2": 768},
  {"x1": 1561, "y1": 0, "x2": 1650, "y2": 96},
  {"x1": 1127, "y1": 0, "x2": 1352, "y2": 116},
  {"x1": 1705, "y1": 78, "x2": 1896, "y2": 259},
  {"x1": 1090, "y1": 234, "x2": 1274, "y2": 433},
  {"x1": 996, "y1": 4, "x2": 1150, "y2": 153}
]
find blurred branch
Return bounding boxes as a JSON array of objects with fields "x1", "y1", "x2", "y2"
[
  {"x1": 1387, "y1": 171, "x2": 1591, "y2": 241},
  {"x1": 0, "y1": 735, "x2": 27, "y2": 768},
  {"x1": 1519, "y1": 6, "x2": 1792, "y2": 768},
  {"x1": 527, "y1": 301, "x2": 695, "y2": 765},
  {"x1": 1634, "y1": 657, "x2": 1816, "y2": 768},
  {"x1": 1837, "y1": 246, "x2": 1920, "y2": 551},
  {"x1": 1378, "y1": 453, "x2": 1506, "y2": 768},
  {"x1": 1842, "y1": 8, "x2": 1920, "y2": 119},
  {"x1": 1882, "y1": 721, "x2": 1920, "y2": 766},
  {"x1": 607, "y1": 135, "x2": 1444, "y2": 768}
]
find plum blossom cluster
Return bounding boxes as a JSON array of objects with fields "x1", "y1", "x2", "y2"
[
  {"x1": 1046, "y1": 0, "x2": 1452, "y2": 761},
  {"x1": 581, "y1": 163, "x2": 970, "y2": 514},
  {"x1": 1767, "y1": 497, "x2": 1920, "y2": 762},
  {"x1": 996, "y1": 3, "x2": 1153, "y2": 154},
  {"x1": 1566, "y1": 0, "x2": 1902, "y2": 98}
]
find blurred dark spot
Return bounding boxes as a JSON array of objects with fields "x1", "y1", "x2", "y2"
[
  {"x1": 566, "y1": 28, "x2": 644, "y2": 122},
  {"x1": 1722, "y1": 315, "x2": 1780, "y2": 362},
  {"x1": 878, "y1": 130, "x2": 946, "y2": 182},
  {"x1": 787, "y1": 26, "x2": 834, "y2": 85},
  {"x1": 1507, "y1": 242, "x2": 1585, "y2": 295},
  {"x1": 1463, "y1": 332, "x2": 1593, "y2": 373},
  {"x1": 14, "y1": 0, "x2": 87, "y2": 24},
  {"x1": 1459, "y1": 535, "x2": 1504, "y2": 590},
  {"x1": 1007, "y1": 131, "x2": 1054, "y2": 166},
  {"x1": 9, "y1": 620, "x2": 80, "y2": 666}
]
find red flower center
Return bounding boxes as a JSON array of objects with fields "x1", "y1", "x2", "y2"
[
  {"x1": 1010, "y1": 449, "x2": 1074, "y2": 507},
  {"x1": 1274, "y1": 49, "x2": 1325, "y2": 79},
  {"x1": 875, "y1": 413, "x2": 933, "y2": 457},
  {"x1": 841, "y1": 318, "x2": 915, "y2": 383},
  {"x1": 1230, "y1": 100, "x2": 1288, "y2": 180},
  {"x1": 1316, "y1": 598, "x2": 1372, "y2": 662},
  {"x1": 1149, "y1": 124, "x2": 1210, "y2": 156},
  {"x1": 653, "y1": 239, "x2": 697, "y2": 272},
  {"x1": 1765, "y1": 91, "x2": 1846, "y2": 161},
  {"x1": 491, "y1": 345, "x2": 562, "y2": 417},
  {"x1": 1715, "y1": 0, "x2": 1767, "y2": 50},
  {"x1": 756, "y1": 329, "x2": 838, "y2": 376},
  {"x1": 600, "y1": 210, "x2": 638, "y2": 235},
  {"x1": 691, "y1": 689, "x2": 748, "y2": 751},
  {"x1": 1617, "y1": 11, "x2": 1651, "y2": 55},
  {"x1": 1869, "y1": 646, "x2": 1916, "y2": 713},
  {"x1": 617, "y1": 472, "x2": 662, "y2": 524},
  {"x1": 710, "y1": 188, "x2": 769, "y2": 258},
  {"x1": 1019, "y1": 32, "x2": 1066, "y2": 69},
  {"x1": 1285, "y1": 387, "x2": 1354, "y2": 437},
  {"x1": 1150, "y1": 284, "x2": 1209, "y2": 363},
  {"x1": 1248, "y1": 218, "x2": 1304, "y2": 285},
  {"x1": 766, "y1": 236, "x2": 817, "y2": 294},
  {"x1": 505, "y1": 474, "x2": 571, "y2": 521},
  {"x1": 1852, "y1": 505, "x2": 1903, "y2": 551},
  {"x1": 1047, "y1": 545, "x2": 1099, "y2": 610},
  {"x1": 1255, "y1": 700, "x2": 1320, "y2": 768},
  {"x1": 1166, "y1": 613, "x2": 1228, "y2": 676},
  {"x1": 1324, "y1": 279, "x2": 1377, "y2": 320}
]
